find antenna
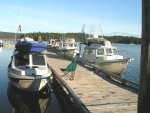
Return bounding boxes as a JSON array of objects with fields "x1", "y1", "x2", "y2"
[
  {"x1": 81, "y1": 25, "x2": 85, "y2": 33},
  {"x1": 99, "y1": 25, "x2": 104, "y2": 38}
]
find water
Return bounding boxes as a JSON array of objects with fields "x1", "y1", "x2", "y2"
[
  {"x1": 0, "y1": 47, "x2": 12, "y2": 113},
  {"x1": 0, "y1": 47, "x2": 63, "y2": 113},
  {"x1": 79, "y1": 43, "x2": 141, "y2": 83},
  {"x1": 113, "y1": 44, "x2": 141, "y2": 83},
  {"x1": 0, "y1": 44, "x2": 141, "y2": 112}
]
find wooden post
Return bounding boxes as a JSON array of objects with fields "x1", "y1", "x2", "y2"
[{"x1": 138, "y1": 0, "x2": 150, "y2": 112}]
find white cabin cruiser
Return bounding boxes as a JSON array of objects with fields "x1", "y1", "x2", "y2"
[
  {"x1": 78, "y1": 37, "x2": 132, "y2": 75},
  {"x1": 0, "y1": 40, "x2": 3, "y2": 46},
  {"x1": 55, "y1": 38, "x2": 79, "y2": 58},
  {"x1": 47, "y1": 39, "x2": 60, "y2": 49},
  {"x1": 7, "y1": 38, "x2": 53, "y2": 92}
]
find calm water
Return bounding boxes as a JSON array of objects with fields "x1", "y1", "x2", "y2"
[
  {"x1": 113, "y1": 44, "x2": 141, "y2": 83},
  {"x1": 0, "y1": 47, "x2": 63, "y2": 113}
]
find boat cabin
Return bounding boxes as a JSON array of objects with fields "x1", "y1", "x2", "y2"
[
  {"x1": 48, "y1": 39, "x2": 60, "y2": 47},
  {"x1": 83, "y1": 44, "x2": 123, "y2": 62},
  {"x1": 59, "y1": 42, "x2": 78, "y2": 49},
  {"x1": 11, "y1": 52, "x2": 47, "y2": 68},
  {"x1": 57, "y1": 38, "x2": 79, "y2": 51}
]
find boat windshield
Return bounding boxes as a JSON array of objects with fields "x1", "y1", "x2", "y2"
[
  {"x1": 32, "y1": 55, "x2": 45, "y2": 65},
  {"x1": 15, "y1": 54, "x2": 29, "y2": 66},
  {"x1": 69, "y1": 44, "x2": 74, "y2": 47},
  {"x1": 106, "y1": 49, "x2": 113, "y2": 55},
  {"x1": 63, "y1": 43, "x2": 67, "y2": 47},
  {"x1": 97, "y1": 49, "x2": 104, "y2": 55}
]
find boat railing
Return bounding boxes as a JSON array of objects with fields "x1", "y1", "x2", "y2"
[{"x1": 114, "y1": 50, "x2": 129, "y2": 59}]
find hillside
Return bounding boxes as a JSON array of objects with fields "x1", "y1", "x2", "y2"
[{"x1": 0, "y1": 31, "x2": 141, "y2": 44}]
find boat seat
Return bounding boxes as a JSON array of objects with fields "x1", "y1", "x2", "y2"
[{"x1": 60, "y1": 58, "x2": 77, "y2": 80}]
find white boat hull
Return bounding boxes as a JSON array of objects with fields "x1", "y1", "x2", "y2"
[
  {"x1": 94, "y1": 60, "x2": 129, "y2": 75},
  {"x1": 56, "y1": 48, "x2": 78, "y2": 58},
  {"x1": 8, "y1": 74, "x2": 50, "y2": 92},
  {"x1": 78, "y1": 57, "x2": 129, "y2": 75}
]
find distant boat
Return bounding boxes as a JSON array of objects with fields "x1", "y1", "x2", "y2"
[
  {"x1": 0, "y1": 46, "x2": 2, "y2": 52},
  {"x1": 47, "y1": 39, "x2": 60, "y2": 49},
  {"x1": 78, "y1": 35, "x2": 133, "y2": 75},
  {"x1": 7, "y1": 37, "x2": 53, "y2": 92},
  {"x1": 49, "y1": 38, "x2": 79, "y2": 58},
  {"x1": 0, "y1": 40, "x2": 3, "y2": 46}
]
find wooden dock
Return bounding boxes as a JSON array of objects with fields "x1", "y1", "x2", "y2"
[{"x1": 47, "y1": 50, "x2": 138, "y2": 113}]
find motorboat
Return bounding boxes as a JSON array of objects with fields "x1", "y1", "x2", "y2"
[
  {"x1": 0, "y1": 46, "x2": 2, "y2": 52},
  {"x1": 78, "y1": 36, "x2": 132, "y2": 75},
  {"x1": 0, "y1": 40, "x2": 3, "y2": 46},
  {"x1": 47, "y1": 39, "x2": 60, "y2": 49},
  {"x1": 55, "y1": 38, "x2": 79, "y2": 58},
  {"x1": 7, "y1": 37, "x2": 53, "y2": 92}
]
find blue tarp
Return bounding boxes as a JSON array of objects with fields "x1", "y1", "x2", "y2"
[{"x1": 15, "y1": 42, "x2": 46, "y2": 52}]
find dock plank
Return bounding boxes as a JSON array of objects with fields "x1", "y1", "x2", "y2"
[{"x1": 47, "y1": 51, "x2": 138, "y2": 113}]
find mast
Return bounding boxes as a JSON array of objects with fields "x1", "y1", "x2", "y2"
[
  {"x1": 15, "y1": 10, "x2": 23, "y2": 44},
  {"x1": 99, "y1": 25, "x2": 104, "y2": 38}
]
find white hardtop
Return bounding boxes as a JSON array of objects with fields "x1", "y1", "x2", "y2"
[
  {"x1": 20, "y1": 37, "x2": 34, "y2": 42},
  {"x1": 62, "y1": 38, "x2": 75, "y2": 43},
  {"x1": 85, "y1": 44, "x2": 117, "y2": 50}
]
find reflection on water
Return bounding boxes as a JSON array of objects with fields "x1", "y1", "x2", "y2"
[{"x1": 7, "y1": 82, "x2": 52, "y2": 113}]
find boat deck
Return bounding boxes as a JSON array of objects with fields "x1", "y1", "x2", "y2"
[{"x1": 47, "y1": 50, "x2": 138, "y2": 113}]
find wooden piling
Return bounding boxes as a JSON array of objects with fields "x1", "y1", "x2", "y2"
[{"x1": 138, "y1": 0, "x2": 150, "y2": 112}]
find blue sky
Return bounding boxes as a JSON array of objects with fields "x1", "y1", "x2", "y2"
[{"x1": 0, "y1": 0, "x2": 142, "y2": 36}]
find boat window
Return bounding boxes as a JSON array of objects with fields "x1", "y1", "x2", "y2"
[
  {"x1": 15, "y1": 55, "x2": 29, "y2": 66},
  {"x1": 88, "y1": 49, "x2": 92, "y2": 54},
  {"x1": 92, "y1": 49, "x2": 96, "y2": 55},
  {"x1": 63, "y1": 43, "x2": 67, "y2": 47},
  {"x1": 74, "y1": 44, "x2": 77, "y2": 47},
  {"x1": 97, "y1": 49, "x2": 104, "y2": 55},
  {"x1": 59, "y1": 43, "x2": 61, "y2": 46},
  {"x1": 85, "y1": 49, "x2": 89, "y2": 54},
  {"x1": 32, "y1": 55, "x2": 45, "y2": 65},
  {"x1": 69, "y1": 44, "x2": 73, "y2": 47},
  {"x1": 106, "y1": 49, "x2": 113, "y2": 54}
]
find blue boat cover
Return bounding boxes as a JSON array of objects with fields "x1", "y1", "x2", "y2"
[{"x1": 15, "y1": 42, "x2": 46, "y2": 52}]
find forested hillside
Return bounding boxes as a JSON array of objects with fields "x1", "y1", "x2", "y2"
[
  {"x1": 105, "y1": 36, "x2": 141, "y2": 44},
  {"x1": 0, "y1": 31, "x2": 141, "y2": 44},
  {"x1": 0, "y1": 31, "x2": 16, "y2": 38}
]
